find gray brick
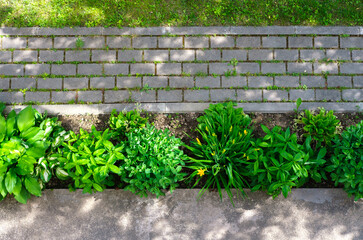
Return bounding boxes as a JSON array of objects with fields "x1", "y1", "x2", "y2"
[
  {"x1": 326, "y1": 50, "x2": 350, "y2": 60},
  {"x1": 65, "y1": 50, "x2": 90, "y2": 62},
  {"x1": 287, "y1": 63, "x2": 312, "y2": 73},
  {"x1": 289, "y1": 90, "x2": 315, "y2": 101},
  {"x1": 275, "y1": 76, "x2": 299, "y2": 88},
  {"x1": 327, "y1": 76, "x2": 352, "y2": 88},
  {"x1": 0, "y1": 92, "x2": 23, "y2": 103},
  {"x1": 314, "y1": 63, "x2": 338, "y2": 74},
  {"x1": 157, "y1": 90, "x2": 182, "y2": 102},
  {"x1": 236, "y1": 37, "x2": 260, "y2": 48},
  {"x1": 300, "y1": 50, "x2": 325, "y2": 60},
  {"x1": 262, "y1": 37, "x2": 286, "y2": 48},
  {"x1": 91, "y1": 50, "x2": 116, "y2": 62},
  {"x1": 248, "y1": 50, "x2": 273, "y2": 60},
  {"x1": 104, "y1": 90, "x2": 130, "y2": 103},
  {"x1": 222, "y1": 50, "x2": 247, "y2": 61},
  {"x1": 184, "y1": 90, "x2": 209, "y2": 102},
  {"x1": 28, "y1": 38, "x2": 53, "y2": 49},
  {"x1": 25, "y1": 91, "x2": 50, "y2": 103},
  {"x1": 210, "y1": 36, "x2": 235, "y2": 48},
  {"x1": 117, "y1": 77, "x2": 142, "y2": 88},
  {"x1": 342, "y1": 89, "x2": 363, "y2": 101},
  {"x1": 131, "y1": 90, "x2": 156, "y2": 102},
  {"x1": 0, "y1": 78, "x2": 10, "y2": 89},
  {"x1": 90, "y1": 77, "x2": 115, "y2": 89},
  {"x1": 52, "y1": 64, "x2": 77, "y2": 76},
  {"x1": 184, "y1": 37, "x2": 209, "y2": 48},
  {"x1": 82, "y1": 37, "x2": 105, "y2": 48},
  {"x1": 261, "y1": 63, "x2": 286, "y2": 74},
  {"x1": 314, "y1": 37, "x2": 338, "y2": 48},
  {"x1": 132, "y1": 37, "x2": 157, "y2": 48},
  {"x1": 301, "y1": 76, "x2": 325, "y2": 88},
  {"x1": 64, "y1": 77, "x2": 88, "y2": 89},
  {"x1": 340, "y1": 63, "x2": 363, "y2": 74},
  {"x1": 316, "y1": 90, "x2": 341, "y2": 101},
  {"x1": 340, "y1": 37, "x2": 363, "y2": 48},
  {"x1": 235, "y1": 63, "x2": 259, "y2": 74},
  {"x1": 237, "y1": 90, "x2": 262, "y2": 101},
  {"x1": 39, "y1": 50, "x2": 64, "y2": 62},
  {"x1": 170, "y1": 50, "x2": 194, "y2": 61},
  {"x1": 157, "y1": 63, "x2": 181, "y2": 75},
  {"x1": 13, "y1": 50, "x2": 38, "y2": 62},
  {"x1": 78, "y1": 64, "x2": 103, "y2": 75},
  {"x1": 195, "y1": 76, "x2": 220, "y2": 88},
  {"x1": 78, "y1": 90, "x2": 103, "y2": 103},
  {"x1": 104, "y1": 63, "x2": 129, "y2": 75},
  {"x1": 274, "y1": 50, "x2": 298, "y2": 61},
  {"x1": 263, "y1": 90, "x2": 288, "y2": 101},
  {"x1": 210, "y1": 89, "x2": 236, "y2": 101},
  {"x1": 11, "y1": 77, "x2": 36, "y2": 89},
  {"x1": 0, "y1": 64, "x2": 24, "y2": 76},
  {"x1": 25, "y1": 64, "x2": 50, "y2": 75},
  {"x1": 221, "y1": 76, "x2": 247, "y2": 88},
  {"x1": 158, "y1": 37, "x2": 183, "y2": 48},
  {"x1": 51, "y1": 91, "x2": 76, "y2": 103},
  {"x1": 352, "y1": 50, "x2": 363, "y2": 61},
  {"x1": 106, "y1": 37, "x2": 131, "y2": 48},
  {"x1": 353, "y1": 76, "x2": 363, "y2": 88},
  {"x1": 37, "y1": 78, "x2": 62, "y2": 89},
  {"x1": 118, "y1": 50, "x2": 142, "y2": 62},
  {"x1": 288, "y1": 37, "x2": 313, "y2": 48},
  {"x1": 0, "y1": 51, "x2": 12, "y2": 62},
  {"x1": 54, "y1": 37, "x2": 76, "y2": 49},
  {"x1": 144, "y1": 50, "x2": 169, "y2": 61},
  {"x1": 196, "y1": 50, "x2": 221, "y2": 61},
  {"x1": 248, "y1": 76, "x2": 273, "y2": 88},
  {"x1": 169, "y1": 77, "x2": 194, "y2": 88},
  {"x1": 209, "y1": 62, "x2": 233, "y2": 75},
  {"x1": 130, "y1": 63, "x2": 155, "y2": 75},
  {"x1": 183, "y1": 63, "x2": 208, "y2": 75},
  {"x1": 2, "y1": 37, "x2": 27, "y2": 49},
  {"x1": 143, "y1": 76, "x2": 168, "y2": 88}
]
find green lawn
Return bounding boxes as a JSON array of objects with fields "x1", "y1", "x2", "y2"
[{"x1": 0, "y1": 0, "x2": 362, "y2": 27}]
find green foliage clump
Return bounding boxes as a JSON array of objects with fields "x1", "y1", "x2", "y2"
[
  {"x1": 51, "y1": 127, "x2": 124, "y2": 194},
  {"x1": 109, "y1": 109, "x2": 148, "y2": 141},
  {"x1": 0, "y1": 105, "x2": 68, "y2": 203},
  {"x1": 186, "y1": 102, "x2": 252, "y2": 204},
  {"x1": 121, "y1": 124, "x2": 186, "y2": 198},
  {"x1": 326, "y1": 121, "x2": 363, "y2": 200}
]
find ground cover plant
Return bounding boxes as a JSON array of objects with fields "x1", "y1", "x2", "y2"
[{"x1": 0, "y1": 0, "x2": 361, "y2": 27}]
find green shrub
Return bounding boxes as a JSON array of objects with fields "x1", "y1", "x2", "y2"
[
  {"x1": 109, "y1": 109, "x2": 148, "y2": 141},
  {"x1": 121, "y1": 124, "x2": 186, "y2": 198},
  {"x1": 50, "y1": 127, "x2": 124, "y2": 193},
  {"x1": 186, "y1": 102, "x2": 252, "y2": 204},
  {"x1": 0, "y1": 105, "x2": 68, "y2": 203},
  {"x1": 326, "y1": 121, "x2": 363, "y2": 200}
]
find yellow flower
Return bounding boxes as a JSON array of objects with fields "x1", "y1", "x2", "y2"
[
  {"x1": 211, "y1": 151, "x2": 215, "y2": 156},
  {"x1": 255, "y1": 148, "x2": 260, "y2": 151},
  {"x1": 243, "y1": 153, "x2": 246, "y2": 158},
  {"x1": 212, "y1": 133, "x2": 217, "y2": 137},
  {"x1": 197, "y1": 169, "x2": 206, "y2": 177},
  {"x1": 229, "y1": 126, "x2": 233, "y2": 132},
  {"x1": 244, "y1": 130, "x2": 248, "y2": 135},
  {"x1": 196, "y1": 138, "x2": 201, "y2": 146},
  {"x1": 206, "y1": 126, "x2": 209, "y2": 132},
  {"x1": 232, "y1": 139, "x2": 235, "y2": 144},
  {"x1": 222, "y1": 149, "x2": 226, "y2": 153},
  {"x1": 247, "y1": 156, "x2": 250, "y2": 160}
]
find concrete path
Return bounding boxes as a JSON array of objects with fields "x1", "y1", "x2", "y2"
[
  {"x1": 0, "y1": 26, "x2": 362, "y2": 113},
  {"x1": 0, "y1": 189, "x2": 361, "y2": 240}
]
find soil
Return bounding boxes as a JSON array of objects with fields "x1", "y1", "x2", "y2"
[{"x1": 47, "y1": 111, "x2": 363, "y2": 190}]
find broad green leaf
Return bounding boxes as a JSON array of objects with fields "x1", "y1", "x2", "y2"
[
  {"x1": 24, "y1": 177, "x2": 42, "y2": 197},
  {"x1": 17, "y1": 106, "x2": 35, "y2": 133},
  {"x1": 93, "y1": 183, "x2": 103, "y2": 192},
  {"x1": 14, "y1": 187, "x2": 31, "y2": 204},
  {"x1": 109, "y1": 165, "x2": 120, "y2": 174},
  {"x1": 281, "y1": 151, "x2": 293, "y2": 161},
  {"x1": 282, "y1": 185, "x2": 290, "y2": 198},
  {"x1": 41, "y1": 169, "x2": 51, "y2": 183},
  {"x1": 56, "y1": 167, "x2": 69, "y2": 180},
  {"x1": 0, "y1": 115, "x2": 6, "y2": 142},
  {"x1": 5, "y1": 171, "x2": 17, "y2": 193},
  {"x1": 6, "y1": 111, "x2": 16, "y2": 137},
  {"x1": 261, "y1": 125, "x2": 270, "y2": 134}
]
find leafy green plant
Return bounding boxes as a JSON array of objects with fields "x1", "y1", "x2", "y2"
[
  {"x1": 326, "y1": 121, "x2": 363, "y2": 200},
  {"x1": 120, "y1": 124, "x2": 186, "y2": 198},
  {"x1": 185, "y1": 102, "x2": 252, "y2": 204},
  {"x1": 50, "y1": 127, "x2": 124, "y2": 194},
  {"x1": 109, "y1": 109, "x2": 148, "y2": 141},
  {"x1": 0, "y1": 105, "x2": 68, "y2": 203},
  {"x1": 75, "y1": 37, "x2": 84, "y2": 48}
]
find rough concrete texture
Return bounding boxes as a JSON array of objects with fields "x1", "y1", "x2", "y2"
[{"x1": 0, "y1": 189, "x2": 361, "y2": 240}]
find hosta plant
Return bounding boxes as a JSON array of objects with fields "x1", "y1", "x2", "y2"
[
  {"x1": 185, "y1": 102, "x2": 252, "y2": 204},
  {"x1": 121, "y1": 124, "x2": 186, "y2": 198},
  {"x1": 0, "y1": 105, "x2": 68, "y2": 203},
  {"x1": 326, "y1": 121, "x2": 363, "y2": 200},
  {"x1": 50, "y1": 126, "x2": 124, "y2": 193}
]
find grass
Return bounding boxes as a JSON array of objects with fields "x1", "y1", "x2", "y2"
[{"x1": 0, "y1": 0, "x2": 361, "y2": 27}]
